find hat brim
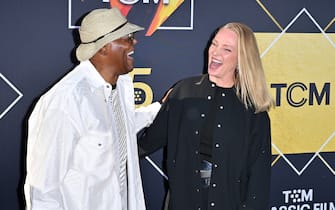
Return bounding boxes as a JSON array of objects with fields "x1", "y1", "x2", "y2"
[{"x1": 76, "y1": 22, "x2": 144, "y2": 62}]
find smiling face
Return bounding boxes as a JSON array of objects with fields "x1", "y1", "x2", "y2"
[
  {"x1": 207, "y1": 28, "x2": 238, "y2": 87},
  {"x1": 108, "y1": 33, "x2": 137, "y2": 75}
]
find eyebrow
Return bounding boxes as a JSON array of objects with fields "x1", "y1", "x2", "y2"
[
  {"x1": 213, "y1": 38, "x2": 233, "y2": 45},
  {"x1": 213, "y1": 41, "x2": 234, "y2": 49}
]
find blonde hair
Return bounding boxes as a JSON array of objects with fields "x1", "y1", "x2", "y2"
[{"x1": 221, "y1": 22, "x2": 275, "y2": 113}]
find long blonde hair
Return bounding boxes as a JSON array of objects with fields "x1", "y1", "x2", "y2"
[{"x1": 221, "y1": 22, "x2": 274, "y2": 113}]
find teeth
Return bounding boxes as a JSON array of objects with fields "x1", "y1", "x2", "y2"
[
  {"x1": 128, "y1": 51, "x2": 134, "y2": 56},
  {"x1": 212, "y1": 58, "x2": 222, "y2": 64}
]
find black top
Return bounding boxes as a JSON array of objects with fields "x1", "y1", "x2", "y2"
[
  {"x1": 200, "y1": 85, "x2": 235, "y2": 163},
  {"x1": 138, "y1": 74, "x2": 272, "y2": 210}
]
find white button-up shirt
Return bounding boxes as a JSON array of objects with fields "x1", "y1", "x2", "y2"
[{"x1": 24, "y1": 60, "x2": 161, "y2": 210}]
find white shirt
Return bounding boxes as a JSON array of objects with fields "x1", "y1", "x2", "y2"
[{"x1": 24, "y1": 60, "x2": 161, "y2": 210}]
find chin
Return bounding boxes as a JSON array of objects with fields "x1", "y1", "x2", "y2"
[
  {"x1": 125, "y1": 67, "x2": 133, "y2": 74},
  {"x1": 208, "y1": 70, "x2": 219, "y2": 77}
]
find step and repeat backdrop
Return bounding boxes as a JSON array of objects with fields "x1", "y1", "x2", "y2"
[{"x1": 0, "y1": 0, "x2": 334, "y2": 209}]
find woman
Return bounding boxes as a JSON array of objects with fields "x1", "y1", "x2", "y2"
[{"x1": 139, "y1": 22, "x2": 275, "y2": 210}]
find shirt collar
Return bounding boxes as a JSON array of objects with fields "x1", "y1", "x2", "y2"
[
  {"x1": 81, "y1": 60, "x2": 115, "y2": 101},
  {"x1": 82, "y1": 60, "x2": 109, "y2": 89}
]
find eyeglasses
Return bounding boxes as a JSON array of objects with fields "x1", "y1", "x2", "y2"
[{"x1": 127, "y1": 33, "x2": 135, "y2": 42}]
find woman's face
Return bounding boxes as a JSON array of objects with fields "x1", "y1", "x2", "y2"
[{"x1": 207, "y1": 28, "x2": 238, "y2": 87}]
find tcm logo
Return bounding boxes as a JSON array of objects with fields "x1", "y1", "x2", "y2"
[
  {"x1": 282, "y1": 189, "x2": 313, "y2": 204},
  {"x1": 271, "y1": 189, "x2": 335, "y2": 210},
  {"x1": 271, "y1": 82, "x2": 331, "y2": 107},
  {"x1": 68, "y1": 0, "x2": 194, "y2": 36},
  {"x1": 110, "y1": 0, "x2": 193, "y2": 36}
]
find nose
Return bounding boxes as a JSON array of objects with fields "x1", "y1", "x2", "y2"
[
  {"x1": 210, "y1": 45, "x2": 219, "y2": 56},
  {"x1": 211, "y1": 47, "x2": 219, "y2": 56}
]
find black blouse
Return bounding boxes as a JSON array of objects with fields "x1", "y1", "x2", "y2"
[{"x1": 139, "y1": 74, "x2": 272, "y2": 210}]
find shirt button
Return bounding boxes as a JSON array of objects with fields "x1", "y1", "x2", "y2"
[
  {"x1": 207, "y1": 96, "x2": 212, "y2": 100},
  {"x1": 201, "y1": 113, "x2": 205, "y2": 117},
  {"x1": 212, "y1": 183, "x2": 216, "y2": 188},
  {"x1": 196, "y1": 188, "x2": 200, "y2": 192},
  {"x1": 219, "y1": 105, "x2": 224, "y2": 109},
  {"x1": 211, "y1": 83, "x2": 215, "y2": 87},
  {"x1": 195, "y1": 130, "x2": 199, "y2": 135},
  {"x1": 215, "y1": 143, "x2": 220, "y2": 148},
  {"x1": 217, "y1": 124, "x2": 221, "y2": 128},
  {"x1": 222, "y1": 93, "x2": 225, "y2": 97},
  {"x1": 210, "y1": 202, "x2": 215, "y2": 207},
  {"x1": 214, "y1": 164, "x2": 218, "y2": 168},
  {"x1": 195, "y1": 170, "x2": 199, "y2": 173},
  {"x1": 195, "y1": 150, "x2": 199, "y2": 155}
]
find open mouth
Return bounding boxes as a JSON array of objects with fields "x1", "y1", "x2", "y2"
[
  {"x1": 209, "y1": 58, "x2": 222, "y2": 69},
  {"x1": 127, "y1": 50, "x2": 134, "y2": 60}
]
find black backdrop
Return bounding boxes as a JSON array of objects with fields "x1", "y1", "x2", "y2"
[{"x1": 1, "y1": 1, "x2": 334, "y2": 209}]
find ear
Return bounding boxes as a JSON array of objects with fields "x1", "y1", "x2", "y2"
[{"x1": 98, "y1": 43, "x2": 110, "y2": 56}]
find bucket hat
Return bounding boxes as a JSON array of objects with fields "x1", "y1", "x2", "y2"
[{"x1": 76, "y1": 8, "x2": 144, "y2": 61}]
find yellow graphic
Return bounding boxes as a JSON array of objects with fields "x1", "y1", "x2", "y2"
[
  {"x1": 257, "y1": 33, "x2": 335, "y2": 154},
  {"x1": 146, "y1": 0, "x2": 184, "y2": 36},
  {"x1": 128, "y1": 68, "x2": 153, "y2": 108},
  {"x1": 255, "y1": 1, "x2": 335, "y2": 175}
]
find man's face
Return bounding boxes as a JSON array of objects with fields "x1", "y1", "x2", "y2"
[{"x1": 108, "y1": 33, "x2": 137, "y2": 75}]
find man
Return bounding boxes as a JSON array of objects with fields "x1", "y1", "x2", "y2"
[{"x1": 24, "y1": 8, "x2": 160, "y2": 210}]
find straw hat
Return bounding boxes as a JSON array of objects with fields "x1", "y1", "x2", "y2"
[{"x1": 76, "y1": 8, "x2": 144, "y2": 61}]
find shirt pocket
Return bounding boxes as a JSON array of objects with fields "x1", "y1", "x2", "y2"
[{"x1": 72, "y1": 132, "x2": 114, "y2": 173}]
